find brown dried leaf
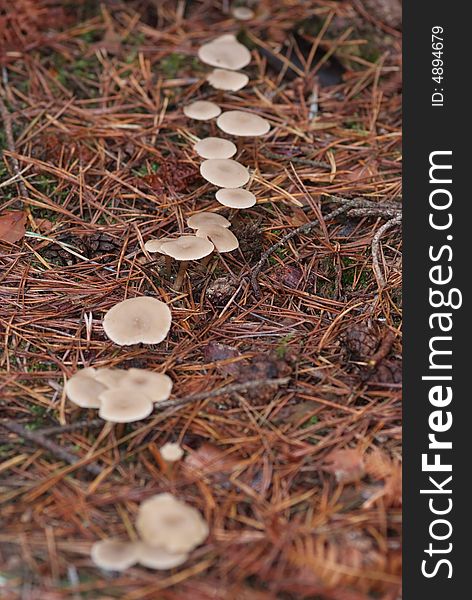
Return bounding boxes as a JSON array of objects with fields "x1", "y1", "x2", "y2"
[
  {"x1": 323, "y1": 448, "x2": 365, "y2": 483},
  {"x1": 0, "y1": 210, "x2": 27, "y2": 243},
  {"x1": 203, "y1": 342, "x2": 243, "y2": 376},
  {"x1": 184, "y1": 443, "x2": 240, "y2": 475}
]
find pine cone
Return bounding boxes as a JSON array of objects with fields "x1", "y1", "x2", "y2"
[
  {"x1": 41, "y1": 234, "x2": 88, "y2": 266},
  {"x1": 205, "y1": 277, "x2": 238, "y2": 306},
  {"x1": 86, "y1": 232, "x2": 120, "y2": 260},
  {"x1": 344, "y1": 323, "x2": 380, "y2": 359}
]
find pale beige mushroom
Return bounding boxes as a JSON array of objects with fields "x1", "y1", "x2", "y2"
[
  {"x1": 200, "y1": 158, "x2": 249, "y2": 188},
  {"x1": 120, "y1": 369, "x2": 173, "y2": 403},
  {"x1": 102, "y1": 297, "x2": 172, "y2": 346},
  {"x1": 92, "y1": 367, "x2": 128, "y2": 389},
  {"x1": 136, "y1": 493, "x2": 209, "y2": 554},
  {"x1": 144, "y1": 237, "x2": 173, "y2": 254},
  {"x1": 196, "y1": 225, "x2": 239, "y2": 253},
  {"x1": 198, "y1": 38, "x2": 251, "y2": 70},
  {"x1": 160, "y1": 442, "x2": 184, "y2": 463},
  {"x1": 183, "y1": 100, "x2": 221, "y2": 121},
  {"x1": 91, "y1": 539, "x2": 139, "y2": 571},
  {"x1": 160, "y1": 236, "x2": 215, "y2": 290},
  {"x1": 98, "y1": 389, "x2": 154, "y2": 423},
  {"x1": 194, "y1": 137, "x2": 237, "y2": 159},
  {"x1": 215, "y1": 187, "x2": 256, "y2": 208},
  {"x1": 232, "y1": 6, "x2": 255, "y2": 20},
  {"x1": 65, "y1": 368, "x2": 106, "y2": 409},
  {"x1": 136, "y1": 542, "x2": 188, "y2": 570},
  {"x1": 207, "y1": 69, "x2": 249, "y2": 92},
  {"x1": 187, "y1": 212, "x2": 231, "y2": 230},
  {"x1": 216, "y1": 110, "x2": 270, "y2": 137}
]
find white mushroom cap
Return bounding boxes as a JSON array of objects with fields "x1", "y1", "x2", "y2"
[
  {"x1": 215, "y1": 187, "x2": 256, "y2": 208},
  {"x1": 92, "y1": 368, "x2": 128, "y2": 389},
  {"x1": 91, "y1": 539, "x2": 139, "y2": 571},
  {"x1": 198, "y1": 39, "x2": 251, "y2": 70},
  {"x1": 65, "y1": 368, "x2": 106, "y2": 409},
  {"x1": 160, "y1": 442, "x2": 184, "y2": 463},
  {"x1": 183, "y1": 100, "x2": 221, "y2": 121},
  {"x1": 144, "y1": 237, "x2": 174, "y2": 254},
  {"x1": 196, "y1": 225, "x2": 239, "y2": 253},
  {"x1": 232, "y1": 6, "x2": 255, "y2": 20},
  {"x1": 98, "y1": 389, "x2": 154, "y2": 423},
  {"x1": 187, "y1": 212, "x2": 231, "y2": 230},
  {"x1": 214, "y1": 34, "x2": 237, "y2": 43},
  {"x1": 136, "y1": 493, "x2": 209, "y2": 553},
  {"x1": 136, "y1": 542, "x2": 188, "y2": 570},
  {"x1": 103, "y1": 297, "x2": 172, "y2": 346},
  {"x1": 216, "y1": 110, "x2": 270, "y2": 137},
  {"x1": 207, "y1": 69, "x2": 249, "y2": 91},
  {"x1": 121, "y1": 369, "x2": 173, "y2": 403},
  {"x1": 194, "y1": 137, "x2": 237, "y2": 159},
  {"x1": 160, "y1": 236, "x2": 214, "y2": 261},
  {"x1": 200, "y1": 158, "x2": 249, "y2": 188}
]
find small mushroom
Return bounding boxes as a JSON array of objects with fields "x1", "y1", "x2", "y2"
[
  {"x1": 187, "y1": 212, "x2": 231, "y2": 230},
  {"x1": 160, "y1": 236, "x2": 214, "y2": 290},
  {"x1": 196, "y1": 225, "x2": 239, "y2": 253},
  {"x1": 98, "y1": 389, "x2": 154, "y2": 423},
  {"x1": 92, "y1": 367, "x2": 128, "y2": 389},
  {"x1": 206, "y1": 69, "x2": 249, "y2": 91},
  {"x1": 215, "y1": 187, "x2": 256, "y2": 208},
  {"x1": 136, "y1": 542, "x2": 188, "y2": 570},
  {"x1": 198, "y1": 38, "x2": 251, "y2": 70},
  {"x1": 65, "y1": 368, "x2": 106, "y2": 409},
  {"x1": 102, "y1": 297, "x2": 172, "y2": 346},
  {"x1": 216, "y1": 110, "x2": 270, "y2": 137},
  {"x1": 232, "y1": 6, "x2": 255, "y2": 20},
  {"x1": 183, "y1": 100, "x2": 221, "y2": 121},
  {"x1": 160, "y1": 442, "x2": 184, "y2": 463},
  {"x1": 200, "y1": 158, "x2": 249, "y2": 188},
  {"x1": 91, "y1": 539, "x2": 139, "y2": 571},
  {"x1": 194, "y1": 137, "x2": 237, "y2": 159},
  {"x1": 136, "y1": 493, "x2": 209, "y2": 554},
  {"x1": 144, "y1": 237, "x2": 173, "y2": 254},
  {"x1": 121, "y1": 369, "x2": 173, "y2": 403}
]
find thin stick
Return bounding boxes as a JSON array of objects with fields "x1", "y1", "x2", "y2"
[
  {"x1": 0, "y1": 91, "x2": 29, "y2": 201},
  {"x1": 371, "y1": 215, "x2": 402, "y2": 288}
]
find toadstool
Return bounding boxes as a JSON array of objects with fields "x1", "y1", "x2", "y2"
[
  {"x1": 65, "y1": 368, "x2": 107, "y2": 409},
  {"x1": 200, "y1": 158, "x2": 249, "y2": 188},
  {"x1": 121, "y1": 369, "x2": 173, "y2": 403},
  {"x1": 194, "y1": 137, "x2": 237, "y2": 159},
  {"x1": 136, "y1": 542, "x2": 188, "y2": 570},
  {"x1": 198, "y1": 38, "x2": 251, "y2": 70},
  {"x1": 232, "y1": 6, "x2": 255, "y2": 20},
  {"x1": 215, "y1": 187, "x2": 256, "y2": 208},
  {"x1": 187, "y1": 211, "x2": 231, "y2": 230},
  {"x1": 183, "y1": 100, "x2": 221, "y2": 121},
  {"x1": 206, "y1": 68, "x2": 249, "y2": 92},
  {"x1": 216, "y1": 110, "x2": 270, "y2": 137},
  {"x1": 98, "y1": 389, "x2": 154, "y2": 423},
  {"x1": 160, "y1": 442, "x2": 184, "y2": 463},
  {"x1": 91, "y1": 539, "x2": 139, "y2": 571},
  {"x1": 196, "y1": 225, "x2": 239, "y2": 253},
  {"x1": 160, "y1": 235, "x2": 214, "y2": 290}
]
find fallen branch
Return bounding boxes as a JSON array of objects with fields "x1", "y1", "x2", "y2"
[{"x1": 371, "y1": 215, "x2": 402, "y2": 287}]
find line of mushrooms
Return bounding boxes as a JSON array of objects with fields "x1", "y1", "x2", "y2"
[{"x1": 63, "y1": 6, "x2": 264, "y2": 573}]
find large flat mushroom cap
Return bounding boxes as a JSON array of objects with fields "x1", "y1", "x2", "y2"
[
  {"x1": 98, "y1": 389, "x2": 154, "y2": 423},
  {"x1": 207, "y1": 69, "x2": 249, "y2": 91},
  {"x1": 198, "y1": 39, "x2": 251, "y2": 70},
  {"x1": 144, "y1": 237, "x2": 174, "y2": 254},
  {"x1": 91, "y1": 539, "x2": 139, "y2": 571},
  {"x1": 200, "y1": 158, "x2": 249, "y2": 188},
  {"x1": 196, "y1": 225, "x2": 239, "y2": 253},
  {"x1": 136, "y1": 542, "x2": 189, "y2": 570},
  {"x1": 65, "y1": 370, "x2": 106, "y2": 409},
  {"x1": 216, "y1": 110, "x2": 270, "y2": 137},
  {"x1": 103, "y1": 296, "x2": 172, "y2": 346},
  {"x1": 183, "y1": 100, "x2": 221, "y2": 121},
  {"x1": 121, "y1": 369, "x2": 173, "y2": 403},
  {"x1": 216, "y1": 187, "x2": 257, "y2": 208},
  {"x1": 194, "y1": 137, "x2": 237, "y2": 159},
  {"x1": 160, "y1": 236, "x2": 214, "y2": 261},
  {"x1": 187, "y1": 212, "x2": 231, "y2": 229},
  {"x1": 92, "y1": 368, "x2": 128, "y2": 388},
  {"x1": 136, "y1": 493, "x2": 209, "y2": 554}
]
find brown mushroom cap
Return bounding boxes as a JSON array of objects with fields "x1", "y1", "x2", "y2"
[
  {"x1": 196, "y1": 225, "x2": 239, "y2": 253},
  {"x1": 215, "y1": 187, "x2": 256, "y2": 208},
  {"x1": 194, "y1": 137, "x2": 237, "y2": 159},
  {"x1": 98, "y1": 389, "x2": 154, "y2": 423},
  {"x1": 121, "y1": 369, "x2": 173, "y2": 403},
  {"x1": 200, "y1": 158, "x2": 249, "y2": 188},
  {"x1": 160, "y1": 236, "x2": 214, "y2": 261},
  {"x1": 136, "y1": 493, "x2": 209, "y2": 553},
  {"x1": 160, "y1": 442, "x2": 184, "y2": 463},
  {"x1": 183, "y1": 100, "x2": 221, "y2": 121},
  {"x1": 198, "y1": 39, "x2": 251, "y2": 70},
  {"x1": 102, "y1": 296, "x2": 172, "y2": 346},
  {"x1": 216, "y1": 110, "x2": 270, "y2": 137},
  {"x1": 91, "y1": 539, "x2": 139, "y2": 571},
  {"x1": 136, "y1": 542, "x2": 188, "y2": 570},
  {"x1": 206, "y1": 69, "x2": 249, "y2": 91},
  {"x1": 232, "y1": 6, "x2": 255, "y2": 20},
  {"x1": 65, "y1": 368, "x2": 106, "y2": 409},
  {"x1": 187, "y1": 212, "x2": 231, "y2": 230},
  {"x1": 144, "y1": 237, "x2": 174, "y2": 254}
]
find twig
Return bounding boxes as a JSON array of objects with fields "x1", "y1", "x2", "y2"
[
  {"x1": 371, "y1": 215, "x2": 402, "y2": 288},
  {"x1": 0, "y1": 91, "x2": 29, "y2": 201},
  {"x1": 262, "y1": 149, "x2": 331, "y2": 170},
  {"x1": 36, "y1": 418, "x2": 104, "y2": 436}
]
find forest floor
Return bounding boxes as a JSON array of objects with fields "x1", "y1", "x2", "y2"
[{"x1": 0, "y1": 1, "x2": 402, "y2": 599}]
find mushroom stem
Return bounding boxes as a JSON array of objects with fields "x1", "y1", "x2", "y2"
[
  {"x1": 164, "y1": 254, "x2": 172, "y2": 277},
  {"x1": 174, "y1": 261, "x2": 189, "y2": 291},
  {"x1": 199, "y1": 254, "x2": 212, "y2": 272}
]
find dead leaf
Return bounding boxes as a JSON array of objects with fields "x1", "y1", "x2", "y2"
[
  {"x1": 184, "y1": 443, "x2": 240, "y2": 475},
  {"x1": 0, "y1": 210, "x2": 27, "y2": 244},
  {"x1": 323, "y1": 448, "x2": 365, "y2": 483}
]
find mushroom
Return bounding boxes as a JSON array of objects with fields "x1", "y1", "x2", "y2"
[
  {"x1": 198, "y1": 38, "x2": 251, "y2": 70},
  {"x1": 98, "y1": 389, "x2": 154, "y2": 423},
  {"x1": 194, "y1": 137, "x2": 237, "y2": 159},
  {"x1": 120, "y1": 369, "x2": 173, "y2": 403},
  {"x1": 206, "y1": 69, "x2": 249, "y2": 92},
  {"x1": 183, "y1": 100, "x2": 221, "y2": 121},
  {"x1": 102, "y1": 297, "x2": 171, "y2": 346},
  {"x1": 144, "y1": 237, "x2": 173, "y2": 254},
  {"x1": 200, "y1": 158, "x2": 249, "y2": 188},
  {"x1": 65, "y1": 368, "x2": 106, "y2": 409},
  {"x1": 136, "y1": 493, "x2": 209, "y2": 554},
  {"x1": 196, "y1": 226, "x2": 239, "y2": 253},
  {"x1": 187, "y1": 212, "x2": 231, "y2": 230},
  {"x1": 91, "y1": 539, "x2": 139, "y2": 571},
  {"x1": 136, "y1": 542, "x2": 188, "y2": 570},
  {"x1": 216, "y1": 110, "x2": 270, "y2": 137},
  {"x1": 92, "y1": 367, "x2": 128, "y2": 389},
  {"x1": 232, "y1": 6, "x2": 255, "y2": 20},
  {"x1": 215, "y1": 187, "x2": 256, "y2": 209},
  {"x1": 160, "y1": 235, "x2": 214, "y2": 290},
  {"x1": 160, "y1": 442, "x2": 184, "y2": 463}
]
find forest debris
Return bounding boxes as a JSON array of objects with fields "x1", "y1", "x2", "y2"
[
  {"x1": 322, "y1": 448, "x2": 366, "y2": 483},
  {"x1": 0, "y1": 210, "x2": 26, "y2": 243}
]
